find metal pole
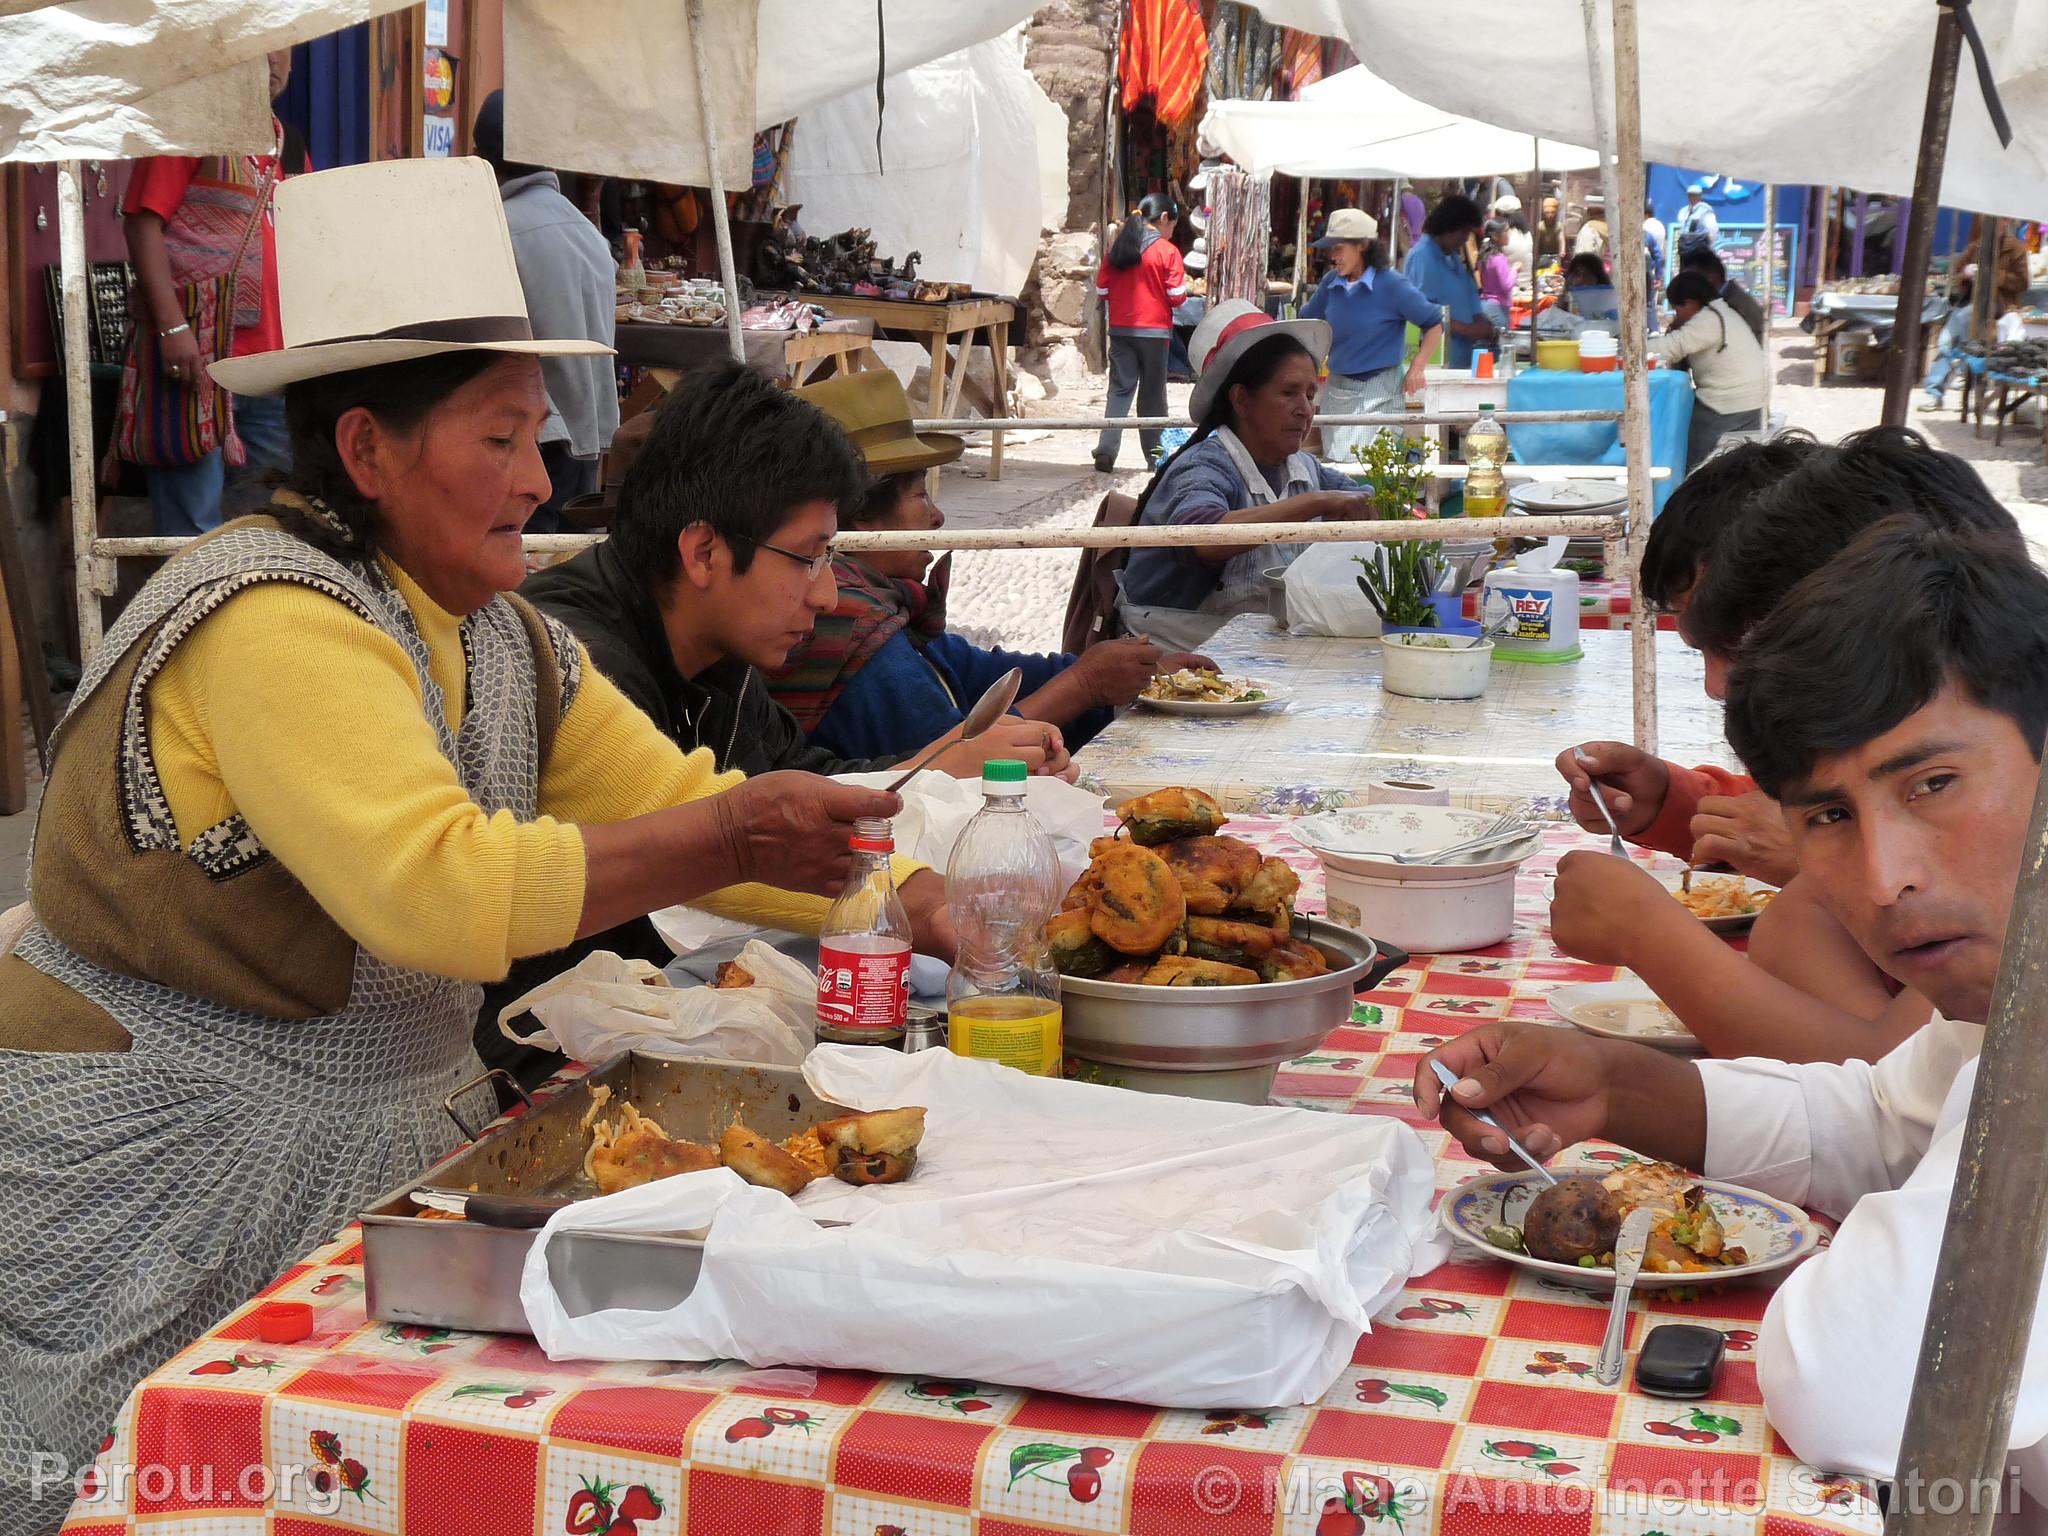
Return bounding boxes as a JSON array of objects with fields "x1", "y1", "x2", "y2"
[
  {"x1": 1760, "y1": 184, "x2": 1777, "y2": 431},
  {"x1": 1884, "y1": 754, "x2": 2048, "y2": 1536},
  {"x1": 686, "y1": 0, "x2": 745, "y2": 364},
  {"x1": 1882, "y1": 1, "x2": 1962, "y2": 427},
  {"x1": 1580, "y1": 0, "x2": 1621, "y2": 258},
  {"x1": 1294, "y1": 177, "x2": 1310, "y2": 303},
  {"x1": 57, "y1": 162, "x2": 106, "y2": 662},
  {"x1": 1390, "y1": 174, "x2": 1403, "y2": 265},
  {"x1": 906, "y1": 408, "x2": 1626, "y2": 432},
  {"x1": 1608, "y1": 0, "x2": 1656, "y2": 755},
  {"x1": 1528, "y1": 136, "x2": 1542, "y2": 365}
]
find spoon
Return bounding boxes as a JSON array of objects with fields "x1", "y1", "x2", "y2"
[
  {"x1": 1428, "y1": 1059, "x2": 1557, "y2": 1187},
  {"x1": 885, "y1": 667, "x2": 1024, "y2": 793},
  {"x1": 1572, "y1": 746, "x2": 1630, "y2": 858}
]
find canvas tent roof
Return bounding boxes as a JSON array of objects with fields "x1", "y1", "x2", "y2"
[
  {"x1": 1201, "y1": 64, "x2": 1598, "y2": 179},
  {"x1": 1259, "y1": 0, "x2": 2048, "y2": 221}
]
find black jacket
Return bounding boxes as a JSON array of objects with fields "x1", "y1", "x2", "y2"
[{"x1": 474, "y1": 541, "x2": 894, "y2": 1094}]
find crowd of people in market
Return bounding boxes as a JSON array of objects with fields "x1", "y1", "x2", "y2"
[{"x1": 12, "y1": 78, "x2": 2048, "y2": 1536}]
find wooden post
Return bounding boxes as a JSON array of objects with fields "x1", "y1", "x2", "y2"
[
  {"x1": 1881, "y1": 2, "x2": 1963, "y2": 427},
  {"x1": 1607, "y1": 0, "x2": 1656, "y2": 755},
  {"x1": 1294, "y1": 177, "x2": 1311, "y2": 303},
  {"x1": 1973, "y1": 216, "x2": 1998, "y2": 342},
  {"x1": 685, "y1": 0, "x2": 745, "y2": 364},
  {"x1": 57, "y1": 162, "x2": 104, "y2": 662},
  {"x1": 1760, "y1": 184, "x2": 1777, "y2": 430},
  {"x1": 1884, "y1": 750, "x2": 2048, "y2": 1536}
]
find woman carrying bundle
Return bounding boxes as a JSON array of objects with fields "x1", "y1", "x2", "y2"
[
  {"x1": 1093, "y1": 194, "x2": 1187, "y2": 473},
  {"x1": 1114, "y1": 300, "x2": 1371, "y2": 651}
]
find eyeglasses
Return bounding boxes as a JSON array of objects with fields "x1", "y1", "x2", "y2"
[{"x1": 728, "y1": 534, "x2": 838, "y2": 580}]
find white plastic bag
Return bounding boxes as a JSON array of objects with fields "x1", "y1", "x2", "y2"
[
  {"x1": 648, "y1": 771, "x2": 1105, "y2": 955},
  {"x1": 1284, "y1": 542, "x2": 1387, "y2": 637},
  {"x1": 496, "y1": 940, "x2": 814, "y2": 1066},
  {"x1": 520, "y1": 1046, "x2": 1448, "y2": 1407}
]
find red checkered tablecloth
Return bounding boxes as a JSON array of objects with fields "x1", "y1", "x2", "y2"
[
  {"x1": 1460, "y1": 577, "x2": 1680, "y2": 633},
  {"x1": 59, "y1": 821, "x2": 1877, "y2": 1536}
]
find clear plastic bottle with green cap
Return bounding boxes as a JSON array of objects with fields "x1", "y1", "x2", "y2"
[{"x1": 944, "y1": 760, "x2": 1064, "y2": 1076}]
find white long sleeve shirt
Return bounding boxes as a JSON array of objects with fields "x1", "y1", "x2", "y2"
[
  {"x1": 1653, "y1": 299, "x2": 1767, "y2": 414},
  {"x1": 1693, "y1": 1017, "x2": 2048, "y2": 1515}
]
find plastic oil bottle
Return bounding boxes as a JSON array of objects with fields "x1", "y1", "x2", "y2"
[
  {"x1": 1462, "y1": 401, "x2": 1508, "y2": 517},
  {"x1": 815, "y1": 817, "x2": 912, "y2": 1044},
  {"x1": 945, "y1": 761, "x2": 1065, "y2": 1076}
]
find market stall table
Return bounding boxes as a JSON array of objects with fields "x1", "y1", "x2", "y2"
[
  {"x1": 1972, "y1": 369, "x2": 2048, "y2": 464},
  {"x1": 612, "y1": 315, "x2": 878, "y2": 381},
  {"x1": 1502, "y1": 369, "x2": 1694, "y2": 512},
  {"x1": 795, "y1": 293, "x2": 1019, "y2": 478},
  {"x1": 57, "y1": 819, "x2": 1874, "y2": 1536},
  {"x1": 1076, "y1": 613, "x2": 1726, "y2": 815}
]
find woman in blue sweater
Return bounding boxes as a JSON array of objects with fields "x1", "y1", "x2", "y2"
[{"x1": 767, "y1": 371, "x2": 1207, "y2": 761}]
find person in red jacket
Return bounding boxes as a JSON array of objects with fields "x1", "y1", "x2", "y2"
[
  {"x1": 1094, "y1": 194, "x2": 1187, "y2": 474},
  {"x1": 1554, "y1": 428, "x2": 2023, "y2": 1062}
]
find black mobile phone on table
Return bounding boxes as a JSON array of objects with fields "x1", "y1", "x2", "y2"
[{"x1": 1634, "y1": 1324, "x2": 1726, "y2": 1398}]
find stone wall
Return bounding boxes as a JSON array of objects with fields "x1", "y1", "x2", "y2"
[{"x1": 1019, "y1": 0, "x2": 1118, "y2": 408}]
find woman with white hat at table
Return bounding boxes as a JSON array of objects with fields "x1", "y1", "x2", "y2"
[
  {"x1": 0, "y1": 157, "x2": 937, "y2": 1534},
  {"x1": 1116, "y1": 300, "x2": 1371, "y2": 651}
]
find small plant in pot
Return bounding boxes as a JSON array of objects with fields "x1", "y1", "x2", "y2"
[{"x1": 1350, "y1": 431, "x2": 1445, "y2": 634}]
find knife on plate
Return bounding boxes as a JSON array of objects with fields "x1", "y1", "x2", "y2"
[{"x1": 1596, "y1": 1206, "x2": 1655, "y2": 1385}]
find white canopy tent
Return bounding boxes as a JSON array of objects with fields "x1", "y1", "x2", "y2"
[
  {"x1": 1200, "y1": 65, "x2": 1599, "y2": 180},
  {"x1": 1261, "y1": 0, "x2": 2048, "y2": 219}
]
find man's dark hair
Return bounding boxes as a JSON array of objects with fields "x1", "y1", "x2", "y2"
[
  {"x1": 1684, "y1": 426, "x2": 2024, "y2": 657},
  {"x1": 610, "y1": 359, "x2": 866, "y2": 589},
  {"x1": 1423, "y1": 193, "x2": 1484, "y2": 238},
  {"x1": 471, "y1": 90, "x2": 541, "y2": 182},
  {"x1": 1665, "y1": 270, "x2": 1719, "y2": 309},
  {"x1": 1726, "y1": 519, "x2": 2048, "y2": 799},
  {"x1": 1638, "y1": 432, "x2": 1825, "y2": 609},
  {"x1": 1677, "y1": 246, "x2": 1727, "y2": 283},
  {"x1": 1564, "y1": 252, "x2": 1609, "y2": 287}
]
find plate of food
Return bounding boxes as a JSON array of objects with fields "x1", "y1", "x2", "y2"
[
  {"x1": 1654, "y1": 870, "x2": 1779, "y2": 934},
  {"x1": 1438, "y1": 1162, "x2": 1818, "y2": 1291},
  {"x1": 1546, "y1": 977, "x2": 1700, "y2": 1052},
  {"x1": 1136, "y1": 668, "x2": 1289, "y2": 716}
]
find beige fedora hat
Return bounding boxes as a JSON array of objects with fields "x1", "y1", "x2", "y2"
[{"x1": 210, "y1": 157, "x2": 613, "y2": 397}]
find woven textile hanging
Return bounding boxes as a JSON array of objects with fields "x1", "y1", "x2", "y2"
[
  {"x1": 1205, "y1": 165, "x2": 1271, "y2": 305},
  {"x1": 1119, "y1": 0, "x2": 1209, "y2": 127}
]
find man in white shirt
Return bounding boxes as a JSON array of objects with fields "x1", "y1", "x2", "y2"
[
  {"x1": 1418, "y1": 517, "x2": 2048, "y2": 1516},
  {"x1": 1673, "y1": 180, "x2": 1720, "y2": 259}
]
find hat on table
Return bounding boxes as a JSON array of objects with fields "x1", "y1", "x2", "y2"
[
  {"x1": 1187, "y1": 299, "x2": 1330, "y2": 423},
  {"x1": 796, "y1": 369, "x2": 965, "y2": 476},
  {"x1": 1311, "y1": 208, "x2": 1379, "y2": 248},
  {"x1": 210, "y1": 157, "x2": 614, "y2": 397}
]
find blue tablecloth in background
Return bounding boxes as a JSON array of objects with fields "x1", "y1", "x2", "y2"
[{"x1": 1504, "y1": 368, "x2": 1695, "y2": 514}]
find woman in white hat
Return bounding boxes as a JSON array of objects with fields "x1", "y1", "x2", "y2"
[
  {"x1": 1300, "y1": 209, "x2": 1445, "y2": 464},
  {"x1": 1116, "y1": 301, "x2": 1372, "y2": 650},
  {"x1": 0, "y1": 158, "x2": 943, "y2": 1529}
]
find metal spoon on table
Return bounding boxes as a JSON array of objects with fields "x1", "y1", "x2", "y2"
[
  {"x1": 1571, "y1": 746, "x2": 1630, "y2": 857},
  {"x1": 885, "y1": 667, "x2": 1025, "y2": 793}
]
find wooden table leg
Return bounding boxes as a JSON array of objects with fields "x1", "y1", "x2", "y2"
[
  {"x1": 1996, "y1": 382, "x2": 2010, "y2": 446},
  {"x1": 989, "y1": 320, "x2": 1010, "y2": 481}
]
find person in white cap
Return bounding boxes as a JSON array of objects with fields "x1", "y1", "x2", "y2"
[
  {"x1": 0, "y1": 157, "x2": 958, "y2": 1533},
  {"x1": 1115, "y1": 300, "x2": 1371, "y2": 649},
  {"x1": 1493, "y1": 194, "x2": 1535, "y2": 280},
  {"x1": 1300, "y1": 208, "x2": 1444, "y2": 463},
  {"x1": 1673, "y1": 179, "x2": 1720, "y2": 259}
]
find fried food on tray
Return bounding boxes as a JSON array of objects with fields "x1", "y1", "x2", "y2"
[
  {"x1": 1234, "y1": 857, "x2": 1301, "y2": 925},
  {"x1": 712, "y1": 960, "x2": 756, "y2": 989},
  {"x1": 1140, "y1": 955, "x2": 1260, "y2": 987},
  {"x1": 1048, "y1": 907, "x2": 1122, "y2": 979},
  {"x1": 1258, "y1": 935, "x2": 1330, "y2": 983},
  {"x1": 1101, "y1": 960, "x2": 1152, "y2": 983},
  {"x1": 1185, "y1": 915, "x2": 1282, "y2": 967},
  {"x1": 1116, "y1": 786, "x2": 1227, "y2": 846},
  {"x1": 719, "y1": 1123, "x2": 818, "y2": 1196},
  {"x1": 1158, "y1": 834, "x2": 1264, "y2": 915},
  {"x1": 782, "y1": 1127, "x2": 831, "y2": 1180},
  {"x1": 1085, "y1": 842, "x2": 1188, "y2": 955},
  {"x1": 581, "y1": 1090, "x2": 721, "y2": 1196},
  {"x1": 815, "y1": 1106, "x2": 927, "y2": 1186}
]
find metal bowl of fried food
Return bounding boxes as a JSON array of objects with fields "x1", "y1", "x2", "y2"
[{"x1": 1058, "y1": 918, "x2": 1378, "y2": 1071}]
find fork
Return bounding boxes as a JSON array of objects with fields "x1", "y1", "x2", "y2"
[{"x1": 1572, "y1": 747, "x2": 1629, "y2": 857}]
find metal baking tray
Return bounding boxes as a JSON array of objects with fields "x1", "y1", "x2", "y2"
[{"x1": 361, "y1": 1053, "x2": 845, "y2": 1335}]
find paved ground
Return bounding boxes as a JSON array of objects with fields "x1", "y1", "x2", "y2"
[{"x1": 2, "y1": 318, "x2": 2043, "y2": 901}]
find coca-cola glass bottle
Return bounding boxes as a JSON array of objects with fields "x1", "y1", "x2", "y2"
[{"x1": 815, "y1": 817, "x2": 912, "y2": 1045}]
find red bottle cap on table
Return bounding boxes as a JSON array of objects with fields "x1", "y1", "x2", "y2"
[{"x1": 254, "y1": 1301, "x2": 314, "y2": 1343}]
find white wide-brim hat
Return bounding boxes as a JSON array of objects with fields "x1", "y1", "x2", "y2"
[
  {"x1": 1187, "y1": 300, "x2": 1330, "y2": 423},
  {"x1": 1493, "y1": 194, "x2": 1523, "y2": 214},
  {"x1": 211, "y1": 157, "x2": 614, "y2": 397}
]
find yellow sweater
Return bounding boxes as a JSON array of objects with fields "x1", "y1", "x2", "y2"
[{"x1": 144, "y1": 559, "x2": 850, "y2": 982}]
